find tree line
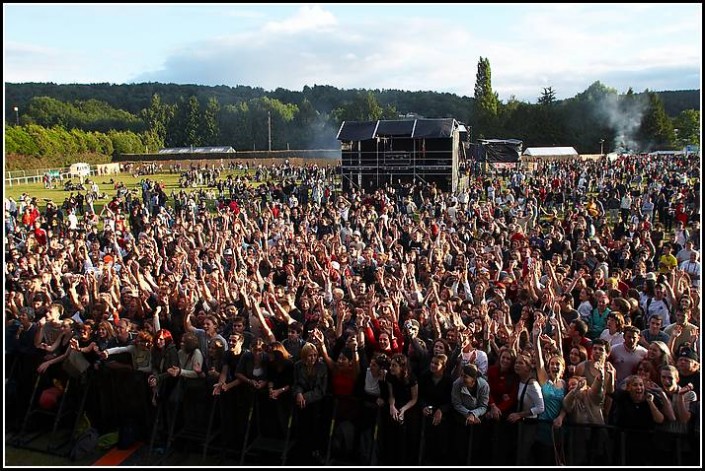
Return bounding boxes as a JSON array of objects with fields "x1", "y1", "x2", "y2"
[{"x1": 5, "y1": 59, "x2": 700, "y2": 170}]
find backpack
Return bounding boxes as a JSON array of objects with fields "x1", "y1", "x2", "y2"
[{"x1": 70, "y1": 427, "x2": 99, "y2": 461}]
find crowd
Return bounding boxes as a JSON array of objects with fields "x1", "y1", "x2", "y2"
[{"x1": 4, "y1": 153, "x2": 701, "y2": 465}]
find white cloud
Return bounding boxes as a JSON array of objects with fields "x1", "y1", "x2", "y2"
[
  {"x1": 7, "y1": 4, "x2": 700, "y2": 103},
  {"x1": 262, "y1": 5, "x2": 337, "y2": 34}
]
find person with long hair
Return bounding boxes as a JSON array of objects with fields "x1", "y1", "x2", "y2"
[
  {"x1": 565, "y1": 345, "x2": 588, "y2": 380},
  {"x1": 385, "y1": 353, "x2": 420, "y2": 465},
  {"x1": 507, "y1": 352, "x2": 544, "y2": 465},
  {"x1": 234, "y1": 337, "x2": 269, "y2": 393},
  {"x1": 292, "y1": 341, "x2": 328, "y2": 463},
  {"x1": 533, "y1": 318, "x2": 567, "y2": 465},
  {"x1": 354, "y1": 351, "x2": 390, "y2": 465},
  {"x1": 418, "y1": 353, "x2": 453, "y2": 464},
  {"x1": 486, "y1": 347, "x2": 520, "y2": 420},
  {"x1": 92, "y1": 320, "x2": 115, "y2": 353},
  {"x1": 149, "y1": 329, "x2": 179, "y2": 404},
  {"x1": 647, "y1": 340, "x2": 674, "y2": 371},
  {"x1": 635, "y1": 359, "x2": 661, "y2": 392}
]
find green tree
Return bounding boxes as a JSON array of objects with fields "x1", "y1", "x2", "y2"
[
  {"x1": 638, "y1": 91, "x2": 674, "y2": 151},
  {"x1": 184, "y1": 96, "x2": 202, "y2": 147},
  {"x1": 537, "y1": 87, "x2": 556, "y2": 106},
  {"x1": 673, "y1": 109, "x2": 700, "y2": 148},
  {"x1": 201, "y1": 97, "x2": 221, "y2": 146},
  {"x1": 331, "y1": 91, "x2": 383, "y2": 124},
  {"x1": 141, "y1": 93, "x2": 171, "y2": 147},
  {"x1": 109, "y1": 130, "x2": 145, "y2": 156},
  {"x1": 474, "y1": 57, "x2": 500, "y2": 134}
]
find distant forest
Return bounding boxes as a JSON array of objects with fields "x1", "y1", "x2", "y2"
[{"x1": 4, "y1": 80, "x2": 700, "y2": 170}]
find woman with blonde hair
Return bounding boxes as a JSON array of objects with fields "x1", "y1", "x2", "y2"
[
  {"x1": 486, "y1": 347, "x2": 519, "y2": 420},
  {"x1": 532, "y1": 316, "x2": 567, "y2": 465},
  {"x1": 647, "y1": 340, "x2": 674, "y2": 371}
]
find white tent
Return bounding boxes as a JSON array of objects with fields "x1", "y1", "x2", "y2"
[{"x1": 522, "y1": 147, "x2": 579, "y2": 159}]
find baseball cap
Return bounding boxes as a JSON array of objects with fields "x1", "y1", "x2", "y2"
[{"x1": 678, "y1": 348, "x2": 699, "y2": 362}]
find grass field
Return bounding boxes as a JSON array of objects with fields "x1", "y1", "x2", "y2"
[
  {"x1": 4, "y1": 171, "x2": 260, "y2": 215},
  {"x1": 5, "y1": 156, "x2": 341, "y2": 214}
]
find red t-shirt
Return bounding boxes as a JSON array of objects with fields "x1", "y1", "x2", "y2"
[{"x1": 34, "y1": 227, "x2": 48, "y2": 246}]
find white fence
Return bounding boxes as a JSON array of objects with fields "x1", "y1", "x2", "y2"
[{"x1": 4, "y1": 166, "x2": 99, "y2": 187}]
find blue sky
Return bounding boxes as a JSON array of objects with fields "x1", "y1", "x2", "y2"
[{"x1": 4, "y1": 3, "x2": 702, "y2": 103}]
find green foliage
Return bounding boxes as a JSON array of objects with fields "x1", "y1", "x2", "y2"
[
  {"x1": 332, "y1": 91, "x2": 383, "y2": 123},
  {"x1": 474, "y1": 57, "x2": 500, "y2": 126},
  {"x1": 24, "y1": 96, "x2": 143, "y2": 133},
  {"x1": 108, "y1": 130, "x2": 145, "y2": 155},
  {"x1": 5, "y1": 80, "x2": 700, "y2": 160},
  {"x1": 638, "y1": 92, "x2": 674, "y2": 150},
  {"x1": 673, "y1": 109, "x2": 700, "y2": 147},
  {"x1": 201, "y1": 97, "x2": 221, "y2": 146},
  {"x1": 140, "y1": 93, "x2": 172, "y2": 146},
  {"x1": 538, "y1": 87, "x2": 557, "y2": 106}
]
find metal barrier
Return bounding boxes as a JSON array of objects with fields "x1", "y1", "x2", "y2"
[{"x1": 6, "y1": 361, "x2": 701, "y2": 466}]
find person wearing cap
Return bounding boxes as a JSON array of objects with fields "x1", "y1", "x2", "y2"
[{"x1": 675, "y1": 348, "x2": 700, "y2": 397}]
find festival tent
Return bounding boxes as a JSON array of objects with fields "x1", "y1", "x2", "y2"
[{"x1": 522, "y1": 147, "x2": 579, "y2": 161}]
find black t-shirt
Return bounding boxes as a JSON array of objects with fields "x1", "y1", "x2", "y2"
[
  {"x1": 612, "y1": 389, "x2": 664, "y2": 430},
  {"x1": 387, "y1": 372, "x2": 418, "y2": 409}
]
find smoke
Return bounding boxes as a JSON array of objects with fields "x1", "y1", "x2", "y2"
[
  {"x1": 593, "y1": 92, "x2": 649, "y2": 154},
  {"x1": 304, "y1": 113, "x2": 341, "y2": 152}
]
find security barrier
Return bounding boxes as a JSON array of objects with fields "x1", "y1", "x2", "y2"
[{"x1": 5, "y1": 360, "x2": 700, "y2": 466}]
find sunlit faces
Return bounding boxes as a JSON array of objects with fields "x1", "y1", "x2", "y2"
[
  {"x1": 591, "y1": 343, "x2": 607, "y2": 361},
  {"x1": 647, "y1": 343, "x2": 664, "y2": 361},
  {"x1": 302, "y1": 348, "x2": 318, "y2": 367},
  {"x1": 547, "y1": 356, "x2": 565, "y2": 378},
  {"x1": 377, "y1": 332, "x2": 391, "y2": 350},
  {"x1": 626, "y1": 376, "x2": 646, "y2": 401},
  {"x1": 499, "y1": 351, "x2": 515, "y2": 371}
]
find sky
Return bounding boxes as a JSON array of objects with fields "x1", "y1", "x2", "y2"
[{"x1": 3, "y1": 3, "x2": 702, "y2": 103}]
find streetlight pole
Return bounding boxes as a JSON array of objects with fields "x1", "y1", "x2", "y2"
[
  {"x1": 13, "y1": 106, "x2": 19, "y2": 125},
  {"x1": 599, "y1": 139, "x2": 604, "y2": 156}
]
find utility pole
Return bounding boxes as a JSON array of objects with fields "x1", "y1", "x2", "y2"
[{"x1": 268, "y1": 111, "x2": 272, "y2": 152}]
